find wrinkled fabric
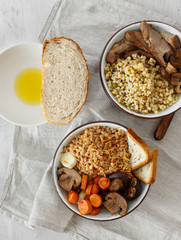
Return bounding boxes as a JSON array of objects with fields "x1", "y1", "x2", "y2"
[{"x1": 1, "y1": 0, "x2": 181, "y2": 239}]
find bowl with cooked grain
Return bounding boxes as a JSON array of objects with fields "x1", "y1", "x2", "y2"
[
  {"x1": 100, "y1": 21, "x2": 181, "y2": 119},
  {"x1": 52, "y1": 121, "x2": 152, "y2": 221}
]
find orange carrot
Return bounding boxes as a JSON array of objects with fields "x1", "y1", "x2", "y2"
[
  {"x1": 67, "y1": 190, "x2": 79, "y2": 204},
  {"x1": 90, "y1": 194, "x2": 103, "y2": 207},
  {"x1": 93, "y1": 176, "x2": 101, "y2": 184},
  {"x1": 98, "y1": 177, "x2": 111, "y2": 190},
  {"x1": 81, "y1": 174, "x2": 88, "y2": 190},
  {"x1": 90, "y1": 207, "x2": 102, "y2": 215},
  {"x1": 91, "y1": 183, "x2": 100, "y2": 194},
  {"x1": 78, "y1": 199, "x2": 93, "y2": 215},
  {"x1": 86, "y1": 184, "x2": 93, "y2": 195}
]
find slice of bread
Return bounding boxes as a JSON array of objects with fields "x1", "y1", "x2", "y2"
[
  {"x1": 133, "y1": 149, "x2": 158, "y2": 184},
  {"x1": 127, "y1": 128, "x2": 152, "y2": 171},
  {"x1": 41, "y1": 37, "x2": 89, "y2": 125}
]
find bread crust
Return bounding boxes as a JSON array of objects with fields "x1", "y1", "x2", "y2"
[
  {"x1": 133, "y1": 148, "x2": 158, "y2": 184},
  {"x1": 127, "y1": 128, "x2": 152, "y2": 170},
  {"x1": 41, "y1": 37, "x2": 89, "y2": 125}
]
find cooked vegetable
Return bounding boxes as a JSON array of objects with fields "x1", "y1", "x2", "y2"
[
  {"x1": 103, "y1": 192, "x2": 128, "y2": 216},
  {"x1": 93, "y1": 176, "x2": 101, "y2": 184},
  {"x1": 86, "y1": 184, "x2": 93, "y2": 195},
  {"x1": 90, "y1": 194, "x2": 103, "y2": 207},
  {"x1": 78, "y1": 190, "x2": 86, "y2": 202},
  {"x1": 57, "y1": 167, "x2": 81, "y2": 192},
  {"x1": 98, "y1": 177, "x2": 111, "y2": 190},
  {"x1": 78, "y1": 199, "x2": 93, "y2": 215},
  {"x1": 127, "y1": 176, "x2": 142, "y2": 199},
  {"x1": 67, "y1": 190, "x2": 79, "y2": 204},
  {"x1": 60, "y1": 152, "x2": 76, "y2": 169},
  {"x1": 81, "y1": 174, "x2": 88, "y2": 190},
  {"x1": 90, "y1": 207, "x2": 102, "y2": 216},
  {"x1": 91, "y1": 184, "x2": 100, "y2": 194}
]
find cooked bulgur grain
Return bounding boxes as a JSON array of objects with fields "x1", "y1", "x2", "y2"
[
  {"x1": 105, "y1": 54, "x2": 178, "y2": 114},
  {"x1": 62, "y1": 126, "x2": 131, "y2": 176}
]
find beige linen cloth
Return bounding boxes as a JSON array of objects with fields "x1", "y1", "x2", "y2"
[{"x1": 0, "y1": 0, "x2": 181, "y2": 239}]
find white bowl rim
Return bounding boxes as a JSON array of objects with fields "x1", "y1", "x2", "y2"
[
  {"x1": 0, "y1": 42, "x2": 47, "y2": 127},
  {"x1": 99, "y1": 20, "x2": 181, "y2": 119},
  {"x1": 52, "y1": 121, "x2": 151, "y2": 221}
]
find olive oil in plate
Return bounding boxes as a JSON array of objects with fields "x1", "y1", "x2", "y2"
[{"x1": 14, "y1": 68, "x2": 42, "y2": 105}]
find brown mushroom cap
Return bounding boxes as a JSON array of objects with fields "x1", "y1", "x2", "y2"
[
  {"x1": 108, "y1": 171, "x2": 129, "y2": 192},
  {"x1": 103, "y1": 192, "x2": 128, "y2": 216},
  {"x1": 127, "y1": 176, "x2": 142, "y2": 199},
  {"x1": 57, "y1": 167, "x2": 81, "y2": 192},
  {"x1": 170, "y1": 49, "x2": 181, "y2": 68}
]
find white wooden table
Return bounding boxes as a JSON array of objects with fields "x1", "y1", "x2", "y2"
[{"x1": 0, "y1": 0, "x2": 181, "y2": 239}]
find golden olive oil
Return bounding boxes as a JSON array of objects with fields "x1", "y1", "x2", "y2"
[{"x1": 14, "y1": 68, "x2": 41, "y2": 105}]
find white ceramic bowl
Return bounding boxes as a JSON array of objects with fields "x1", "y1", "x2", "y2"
[
  {"x1": 0, "y1": 43, "x2": 46, "y2": 126},
  {"x1": 52, "y1": 121, "x2": 150, "y2": 221},
  {"x1": 100, "y1": 21, "x2": 181, "y2": 119}
]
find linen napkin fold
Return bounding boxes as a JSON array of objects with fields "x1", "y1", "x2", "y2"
[{"x1": 1, "y1": 0, "x2": 181, "y2": 239}]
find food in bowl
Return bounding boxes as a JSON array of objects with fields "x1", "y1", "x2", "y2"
[
  {"x1": 62, "y1": 126, "x2": 131, "y2": 176},
  {"x1": 105, "y1": 20, "x2": 181, "y2": 115},
  {"x1": 57, "y1": 126, "x2": 158, "y2": 217}
]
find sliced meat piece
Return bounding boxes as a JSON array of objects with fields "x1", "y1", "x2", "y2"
[
  {"x1": 161, "y1": 31, "x2": 181, "y2": 49},
  {"x1": 170, "y1": 49, "x2": 181, "y2": 68},
  {"x1": 106, "y1": 39, "x2": 134, "y2": 63},
  {"x1": 170, "y1": 72, "x2": 181, "y2": 85},
  {"x1": 123, "y1": 49, "x2": 154, "y2": 59},
  {"x1": 140, "y1": 21, "x2": 173, "y2": 67},
  {"x1": 165, "y1": 62, "x2": 177, "y2": 74},
  {"x1": 125, "y1": 31, "x2": 149, "y2": 52}
]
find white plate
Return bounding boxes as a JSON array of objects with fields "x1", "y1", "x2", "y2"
[
  {"x1": 52, "y1": 121, "x2": 150, "y2": 221},
  {"x1": 100, "y1": 21, "x2": 181, "y2": 119},
  {"x1": 0, "y1": 43, "x2": 46, "y2": 126}
]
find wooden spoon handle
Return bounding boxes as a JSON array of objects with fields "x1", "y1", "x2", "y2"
[{"x1": 154, "y1": 113, "x2": 175, "y2": 140}]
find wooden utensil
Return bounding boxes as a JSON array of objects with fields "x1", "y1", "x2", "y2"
[{"x1": 154, "y1": 113, "x2": 175, "y2": 140}]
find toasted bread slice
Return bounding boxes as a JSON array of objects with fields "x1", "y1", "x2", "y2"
[
  {"x1": 127, "y1": 128, "x2": 152, "y2": 171},
  {"x1": 41, "y1": 37, "x2": 89, "y2": 125},
  {"x1": 133, "y1": 149, "x2": 158, "y2": 184}
]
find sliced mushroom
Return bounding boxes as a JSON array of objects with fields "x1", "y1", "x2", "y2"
[
  {"x1": 165, "y1": 62, "x2": 177, "y2": 74},
  {"x1": 175, "y1": 85, "x2": 181, "y2": 93},
  {"x1": 103, "y1": 192, "x2": 128, "y2": 216},
  {"x1": 160, "y1": 67, "x2": 170, "y2": 80},
  {"x1": 57, "y1": 167, "x2": 81, "y2": 192},
  {"x1": 106, "y1": 39, "x2": 134, "y2": 63},
  {"x1": 170, "y1": 49, "x2": 181, "y2": 68},
  {"x1": 126, "y1": 176, "x2": 142, "y2": 199},
  {"x1": 170, "y1": 72, "x2": 181, "y2": 85},
  {"x1": 108, "y1": 171, "x2": 129, "y2": 192}
]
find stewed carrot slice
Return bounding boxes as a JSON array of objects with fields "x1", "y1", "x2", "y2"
[
  {"x1": 78, "y1": 199, "x2": 93, "y2": 215},
  {"x1": 90, "y1": 194, "x2": 103, "y2": 207},
  {"x1": 90, "y1": 207, "x2": 102, "y2": 215},
  {"x1": 67, "y1": 190, "x2": 79, "y2": 204},
  {"x1": 98, "y1": 177, "x2": 111, "y2": 190}
]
